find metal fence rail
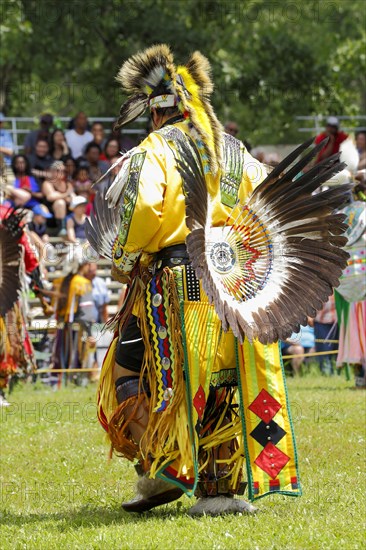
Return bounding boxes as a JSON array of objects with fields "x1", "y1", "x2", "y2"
[{"x1": 295, "y1": 115, "x2": 366, "y2": 135}]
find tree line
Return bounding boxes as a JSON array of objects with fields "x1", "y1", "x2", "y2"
[{"x1": 1, "y1": 0, "x2": 365, "y2": 144}]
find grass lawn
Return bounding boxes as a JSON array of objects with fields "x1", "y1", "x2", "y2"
[{"x1": 0, "y1": 373, "x2": 365, "y2": 549}]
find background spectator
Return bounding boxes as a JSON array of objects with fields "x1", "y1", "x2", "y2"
[
  {"x1": 282, "y1": 322, "x2": 315, "y2": 376},
  {"x1": 24, "y1": 114, "x2": 53, "y2": 155},
  {"x1": 65, "y1": 112, "x2": 93, "y2": 159},
  {"x1": 0, "y1": 112, "x2": 14, "y2": 168},
  {"x1": 27, "y1": 204, "x2": 53, "y2": 261},
  {"x1": 73, "y1": 162, "x2": 93, "y2": 201},
  {"x1": 6, "y1": 154, "x2": 42, "y2": 210},
  {"x1": 27, "y1": 138, "x2": 53, "y2": 184},
  {"x1": 102, "y1": 138, "x2": 120, "y2": 163},
  {"x1": 85, "y1": 261, "x2": 110, "y2": 378},
  {"x1": 50, "y1": 129, "x2": 70, "y2": 160},
  {"x1": 314, "y1": 116, "x2": 348, "y2": 163},
  {"x1": 91, "y1": 122, "x2": 106, "y2": 150},
  {"x1": 281, "y1": 339, "x2": 304, "y2": 376},
  {"x1": 314, "y1": 295, "x2": 338, "y2": 375},
  {"x1": 62, "y1": 155, "x2": 77, "y2": 184},
  {"x1": 83, "y1": 142, "x2": 109, "y2": 182},
  {"x1": 42, "y1": 161, "x2": 74, "y2": 235},
  {"x1": 51, "y1": 258, "x2": 95, "y2": 374},
  {"x1": 85, "y1": 262, "x2": 109, "y2": 324},
  {"x1": 66, "y1": 195, "x2": 87, "y2": 243},
  {"x1": 109, "y1": 121, "x2": 135, "y2": 151},
  {"x1": 224, "y1": 121, "x2": 239, "y2": 137},
  {"x1": 28, "y1": 204, "x2": 53, "y2": 242},
  {"x1": 356, "y1": 130, "x2": 366, "y2": 171}
]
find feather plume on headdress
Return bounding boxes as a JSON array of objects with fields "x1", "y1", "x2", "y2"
[
  {"x1": 114, "y1": 44, "x2": 223, "y2": 174},
  {"x1": 176, "y1": 51, "x2": 223, "y2": 174},
  {"x1": 116, "y1": 44, "x2": 175, "y2": 95}
]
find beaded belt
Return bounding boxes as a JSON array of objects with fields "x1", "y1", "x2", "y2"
[{"x1": 150, "y1": 243, "x2": 190, "y2": 273}]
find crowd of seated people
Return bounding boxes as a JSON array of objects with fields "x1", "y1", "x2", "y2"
[
  {"x1": 2, "y1": 111, "x2": 140, "y2": 238},
  {"x1": 3, "y1": 113, "x2": 364, "y2": 241}
]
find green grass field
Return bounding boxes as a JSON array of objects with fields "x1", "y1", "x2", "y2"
[{"x1": 1, "y1": 373, "x2": 365, "y2": 550}]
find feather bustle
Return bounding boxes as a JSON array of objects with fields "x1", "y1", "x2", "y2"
[
  {"x1": 0, "y1": 224, "x2": 22, "y2": 316},
  {"x1": 177, "y1": 136, "x2": 350, "y2": 344}
]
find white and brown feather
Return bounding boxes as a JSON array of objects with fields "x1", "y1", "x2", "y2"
[
  {"x1": 177, "y1": 139, "x2": 351, "y2": 344},
  {"x1": 0, "y1": 214, "x2": 23, "y2": 316},
  {"x1": 85, "y1": 189, "x2": 120, "y2": 260}
]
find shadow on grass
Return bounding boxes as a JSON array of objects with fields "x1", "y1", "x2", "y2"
[{"x1": 0, "y1": 502, "x2": 191, "y2": 531}]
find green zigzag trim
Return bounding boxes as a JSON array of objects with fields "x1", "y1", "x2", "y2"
[
  {"x1": 117, "y1": 151, "x2": 146, "y2": 246},
  {"x1": 220, "y1": 134, "x2": 245, "y2": 207},
  {"x1": 178, "y1": 291, "x2": 199, "y2": 496},
  {"x1": 234, "y1": 339, "x2": 255, "y2": 501}
]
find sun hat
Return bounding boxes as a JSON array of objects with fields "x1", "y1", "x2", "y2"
[
  {"x1": 70, "y1": 195, "x2": 88, "y2": 210},
  {"x1": 32, "y1": 204, "x2": 53, "y2": 218}
]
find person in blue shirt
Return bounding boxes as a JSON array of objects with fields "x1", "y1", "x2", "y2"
[
  {"x1": 281, "y1": 322, "x2": 315, "y2": 375},
  {"x1": 6, "y1": 155, "x2": 42, "y2": 210},
  {"x1": 85, "y1": 261, "x2": 110, "y2": 379},
  {"x1": 0, "y1": 112, "x2": 14, "y2": 167},
  {"x1": 66, "y1": 195, "x2": 88, "y2": 243},
  {"x1": 85, "y1": 262, "x2": 110, "y2": 324}
]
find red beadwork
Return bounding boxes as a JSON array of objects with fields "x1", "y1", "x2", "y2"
[
  {"x1": 248, "y1": 388, "x2": 282, "y2": 422},
  {"x1": 254, "y1": 442, "x2": 290, "y2": 479},
  {"x1": 193, "y1": 385, "x2": 206, "y2": 419}
]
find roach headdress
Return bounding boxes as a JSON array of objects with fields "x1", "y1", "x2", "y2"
[{"x1": 115, "y1": 43, "x2": 223, "y2": 174}]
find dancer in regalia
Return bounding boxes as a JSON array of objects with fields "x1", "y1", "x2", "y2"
[
  {"x1": 335, "y1": 199, "x2": 366, "y2": 387},
  {"x1": 51, "y1": 247, "x2": 98, "y2": 382},
  {"x1": 87, "y1": 45, "x2": 350, "y2": 515},
  {"x1": 0, "y1": 205, "x2": 51, "y2": 405}
]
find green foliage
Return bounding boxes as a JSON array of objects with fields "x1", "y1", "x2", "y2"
[
  {"x1": 0, "y1": 375, "x2": 364, "y2": 549},
  {"x1": 329, "y1": 34, "x2": 366, "y2": 115},
  {"x1": 1, "y1": 0, "x2": 365, "y2": 144},
  {"x1": 0, "y1": 0, "x2": 33, "y2": 108}
]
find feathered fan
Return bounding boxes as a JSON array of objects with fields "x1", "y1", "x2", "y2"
[
  {"x1": 177, "y1": 138, "x2": 351, "y2": 344},
  {"x1": 85, "y1": 189, "x2": 120, "y2": 260},
  {"x1": 0, "y1": 211, "x2": 23, "y2": 316}
]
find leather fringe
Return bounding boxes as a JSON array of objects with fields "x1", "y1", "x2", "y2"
[
  {"x1": 198, "y1": 389, "x2": 244, "y2": 493},
  {"x1": 107, "y1": 393, "x2": 148, "y2": 462},
  {"x1": 139, "y1": 268, "x2": 192, "y2": 478}
]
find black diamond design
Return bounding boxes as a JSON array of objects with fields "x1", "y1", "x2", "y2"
[{"x1": 250, "y1": 420, "x2": 286, "y2": 447}]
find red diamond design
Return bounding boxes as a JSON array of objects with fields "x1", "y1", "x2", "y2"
[
  {"x1": 193, "y1": 385, "x2": 206, "y2": 420},
  {"x1": 254, "y1": 442, "x2": 290, "y2": 479},
  {"x1": 248, "y1": 388, "x2": 282, "y2": 422}
]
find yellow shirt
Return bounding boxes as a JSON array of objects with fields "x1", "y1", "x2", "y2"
[
  {"x1": 112, "y1": 121, "x2": 267, "y2": 274},
  {"x1": 53, "y1": 274, "x2": 92, "y2": 322}
]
